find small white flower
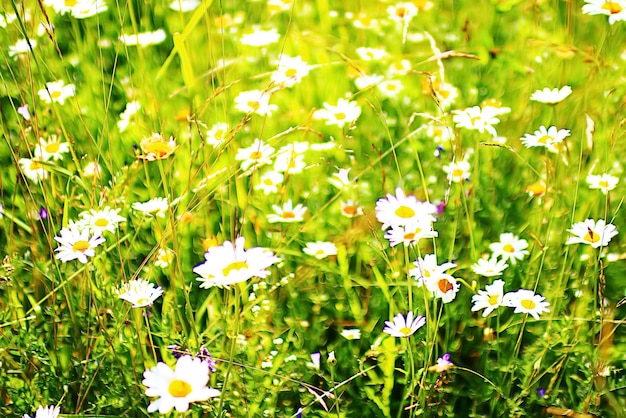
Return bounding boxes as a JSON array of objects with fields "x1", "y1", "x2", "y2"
[
  {"x1": 566, "y1": 219, "x2": 618, "y2": 248},
  {"x1": 169, "y1": 0, "x2": 200, "y2": 12},
  {"x1": 267, "y1": 200, "x2": 307, "y2": 223},
  {"x1": 117, "y1": 278, "x2": 163, "y2": 308},
  {"x1": 471, "y1": 279, "x2": 505, "y2": 317},
  {"x1": 582, "y1": 0, "x2": 626, "y2": 24},
  {"x1": 240, "y1": 27, "x2": 280, "y2": 46},
  {"x1": 143, "y1": 355, "x2": 220, "y2": 413},
  {"x1": 443, "y1": 160, "x2": 471, "y2": 183},
  {"x1": 313, "y1": 98, "x2": 361, "y2": 128},
  {"x1": 132, "y1": 197, "x2": 169, "y2": 218},
  {"x1": 530, "y1": 86, "x2": 572, "y2": 104},
  {"x1": 78, "y1": 206, "x2": 126, "y2": 234},
  {"x1": 586, "y1": 173, "x2": 619, "y2": 194},
  {"x1": 471, "y1": 257, "x2": 508, "y2": 277},
  {"x1": 38, "y1": 80, "x2": 76, "y2": 105},
  {"x1": 119, "y1": 29, "x2": 167, "y2": 46},
  {"x1": 9, "y1": 39, "x2": 36, "y2": 58},
  {"x1": 234, "y1": 90, "x2": 278, "y2": 116},
  {"x1": 384, "y1": 219, "x2": 438, "y2": 247},
  {"x1": 303, "y1": 241, "x2": 338, "y2": 259},
  {"x1": 340, "y1": 329, "x2": 361, "y2": 340},
  {"x1": 356, "y1": 47, "x2": 388, "y2": 61},
  {"x1": 22, "y1": 405, "x2": 60, "y2": 418},
  {"x1": 54, "y1": 224, "x2": 105, "y2": 264},
  {"x1": 255, "y1": 170, "x2": 283, "y2": 194},
  {"x1": 489, "y1": 233, "x2": 529, "y2": 264},
  {"x1": 452, "y1": 106, "x2": 500, "y2": 136},
  {"x1": 426, "y1": 274, "x2": 460, "y2": 303},
  {"x1": 503, "y1": 289, "x2": 550, "y2": 320},
  {"x1": 383, "y1": 311, "x2": 426, "y2": 337},
  {"x1": 375, "y1": 187, "x2": 437, "y2": 230},
  {"x1": 236, "y1": 139, "x2": 275, "y2": 171}
]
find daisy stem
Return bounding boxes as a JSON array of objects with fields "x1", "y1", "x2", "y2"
[
  {"x1": 404, "y1": 245, "x2": 412, "y2": 311},
  {"x1": 218, "y1": 285, "x2": 242, "y2": 412}
]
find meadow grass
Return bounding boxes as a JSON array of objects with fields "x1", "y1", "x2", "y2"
[{"x1": 1, "y1": 0, "x2": 626, "y2": 417}]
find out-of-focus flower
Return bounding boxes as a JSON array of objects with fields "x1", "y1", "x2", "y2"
[
  {"x1": 120, "y1": 29, "x2": 167, "y2": 46},
  {"x1": 530, "y1": 86, "x2": 572, "y2": 104}
]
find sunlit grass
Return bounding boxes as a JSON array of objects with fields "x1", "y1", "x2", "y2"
[{"x1": 1, "y1": 0, "x2": 626, "y2": 417}]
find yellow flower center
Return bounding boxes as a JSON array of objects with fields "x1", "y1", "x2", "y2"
[
  {"x1": 250, "y1": 151, "x2": 263, "y2": 160},
  {"x1": 437, "y1": 88, "x2": 451, "y2": 99},
  {"x1": 263, "y1": 178, "x2": 274, "y2": 185},
  {"x1": 72, "y1": 240, "x2": 90, "y2": 253},
  {"x1": 315, "y1": 249, "x2": 325, "y2": 256},
  {"x1": 403, "y1": 232, "x2": 416, "y2": 241},
  {"x1": 65, "y1": 0, "x2": 78, "y2": 6},
  {"x1": 503, "y1": 243, "x2": 515, "y2": 253},
  {"x1": 438, "y1": 278, "x2": 453, "y2": 293},
  {"x1": 136, "y1": 297, "x2": 150, "y2": 307},
  {"x1": 526, "y1": 181, "x2": 546, "y2": 197},
  {"x1": 385, "y1": 83, "x2": 397, "y2": 91},
  {"x1": 520, "y1": 299, "x2": 536, "y2": 310},
  {"x1": 215, "y1": 129, "x2": 225, "y2": 139},
  {"x1": 399, "y1": 326, "x2": 413, "y2": 336},
  {"x1": 222, "y1": 260, "x2": 249, "y2": 276},
  {"x1": 395, "y1": 205, "x2": 415, "y2": 219},
  {"x1": 285, "y1": 68, "x2": 298, "y2": 77},
  {"x1": 602, "y1": 1, "x2": 623, "y2": 13},
  {"x1": 334, "y1": 112, "x2": 346, "y2": 120},
  {"x1": 51, "y1": 90, "x2": 62, "y2": 99},
  {"x1": 248, "y1": 101, "x2": 261, "y2": 111},
  {"x1": 30, "y1": 160, "x2": 42, "y2": 170},
  {"x1": 584, "y1": 230, "x2": 600, "y2": 243},
  {"x1": 599, "y1": 181, "x2": 609, "y2": 188},
  {"x1": 342, "y1": 205, "x2": 357, "y2": 215},
  {"x1": 144, "y1": 141, "x2": 173, "y2": 158},
  {"x1": 94, "y1": 218, "x2": 109, "y2": 227},
  {"x1": 538, "y1": 135, "x2": 553, "y2": 145},
  {"x1": 452, "y1": 168, "x2": 464, "y2": 178},
  {"x1": 488, "y1": 295, "x2": 500, "y2": 306},
  {"x1": 395, "y1": 6, "x2": 407, "y2": 17},
  {"x1": 45, "y1": 142, "x2": 61, "y2": 153},
  {"x1": 282, "y1": 211, "x2": 295, "y2": 219},
  {"x1": 168, "y1": 379, "x2": 192, "y2": 398}
]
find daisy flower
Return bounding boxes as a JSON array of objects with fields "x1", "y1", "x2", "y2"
[
  {"x1": 351, "y1": 12, "x2": 380, "y2": 30},
  {"x1": 54, "y1": 224, "x2": 105, "y2": 264},
  {"x1": 426, "y1": 274, "x2": 460, "y2": 303},
  {"x1": 205, "y1": 122, "x2": 229, "y2": 147},
  {"x1": 387, "y1": 59, "x2": 412, "y2": 77},
  {"x1": 582, "y1": 0, "x2": 626, "y2": 24},
  {"x1": 267, "y1": 0, "x2": 294, "y2": 13},
  {"x1": 78, "y1": 206, "x2": 126, "y2": 234},
  {"x1": 267, "y1": 200, "x2": 307, "y2": 223},
  {"x1": 271, "y1": 55, "x2": 311, "y2": 87},
  {"x1": 481, "y1": 98, "x2": 511, "y2": 116},
  {"x1": 132, "y1": 197, "x2": 169, "y2": 218},
  {"x1": 255, "y1": 170, "x2": 283, "y2": 194},
  {"x1": 520, "y1": 126, "x2": 570, "y2": 153},
  {"x1": 83, "y1": 161, "x2": 102, "y2": 178},
  {"x1": 356, "y1": 47, "x2": 388, "y2": 61},
  {"x1": 313, "y1": 98, "x2": 361, "y2": 128},
  {"x1": 119, "y1": 29, "x2": 167, "y2": 46},
  {"x1": 22, "y1": 405, "x2": 60, "y2": 418},
  {"x1": 375, "y1": 187, "x2": 437, "y2": 230},
  {"x1": 70, "y1": 0, "x2": 108, "y2": 18},
  {"x1": 354, "y1": 74, "x2": 384, "y2": 90},
  {"x1": 139, "y1": 133, "x2": 176, "y2": 161},
  {"x1": 530, "y1": 86, "x2": 572, "y2": 104},
  {"x1": 234, "y1": 89, "x2": 278, "y2": 116},
  {"x1": 9, "y1": 39, "x2": 36, "y2": 58},
  {"x1": 236, "y1": 139, "x2": 275, "y2": 171},
  {"x1": 471, "y1": 279, "x2": 505, "y2": 317},
  {"x1": 34, "y1": 135, "x2": 70, "y2": 161},
  {"x1": 383, "y1": 311, "x2": 426, "y2": 337},
  {"x1": 117, "y1": 101, "x2": 141, "y2": 132},
  {"x1": 273, "y1": 149, "x2": 306, "y2": 174},
  {"x1": 155, "y1": 247, "x2": 175, "y2": 268},
  {"x1": 340, "y1": 329, "x2": 361, "y2": 340},
  {"x1": 408, "y1": 254, "x2": 456, "y2": 287},
  {"x1": 384, "y1": 219, "x2": 438, "y2": 247},
  {"x1": 193, "y1": 237, "x2": 279, "y2": 288},
  {"x1": 339, "y1": 200, "x2": 363, "y2": 218},
  {"x1": 143, "y1": 355, "x2": 220, "y2": 413},
  {"x1": 471, "y1": 257, "x2": 508, "y2": 277},
  {"x1": 117, "y1": 278, "x2": 163, "y2": 308},
  {"x1": 503, "y1": 289, "x2": 550, "y2": 320},
  {"x1": 566, "y1": 219, "x2": 618, "y2": 248},
  {"x1": 586, "y1": 173, "x2": 619, "y2": 194},
  {"x1": 169, "y1": 0, "x2": 200, "y2": 12},
  {"x1": 37, "y1": 80, "x2": 75, "y2": 105},
  {"x1": 377, "y1": 79, "x2": 404, "y2": 98},
  {"x1": 328, "y1": 168, "x2": 353, "y2": 190},
  {"x1": 452, "y1": 106, "x2": 500, "y2": 136},
  {"x1": 18, "y1": 104, "x2": 31, "y2": 120},
  {"x1": 489, "y1": 233, "x2": 529, "y2": 264},
  {"x1": 240, "y1": 27, "x2": 280, "y2": 46},
  {"x1": 18, "y1": 158, "x2": 48, "y2": 183},
  {"x1": 387, "y1": 2, "x2": 418, "y2": 23},
  {"x1": 423, "y1": 79, "x2": 459, "y2": 109},
  {"x1": 443, "y1": 160, "x2": 471, "y2": 183},
  {"x1": 303, "y1": 241, "x2": 338, "y2": 259}
]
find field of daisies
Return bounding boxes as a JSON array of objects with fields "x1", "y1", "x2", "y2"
[{"x1": 2, "y1": 0, "x2": 626, "y2": 417}]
